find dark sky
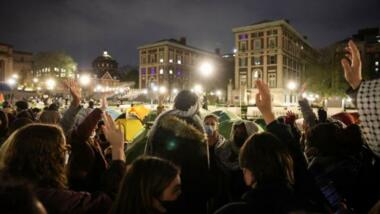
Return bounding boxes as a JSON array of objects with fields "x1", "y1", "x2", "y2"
[{"x1": 1, "y1": 0, "x2": 379, "y2": 68}]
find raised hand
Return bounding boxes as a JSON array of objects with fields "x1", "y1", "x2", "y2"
[
  {"x1": 102, "y1": 113, "x2": 125, "y2": 161},
  {"x1": 341, "y1": 40, "x2": 362, "y2": 90},
  {"x1": 63, "y1": 80, "x2": 81, "y2": 107},
  {"x1": 255, "y1": 80, "x2": 275, "y2": 124}
]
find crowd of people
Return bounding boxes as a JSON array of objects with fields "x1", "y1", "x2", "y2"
[{"x1": 0, "y1": 40, "x2": 379, "y2": 214}]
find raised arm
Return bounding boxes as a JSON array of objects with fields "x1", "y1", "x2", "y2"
[
  {"x1": 342, "y1": 40, "x2": 380, "y2": 157},
  {"x1": 60, "y1": 80, "x2": 82, "y2": 135}
]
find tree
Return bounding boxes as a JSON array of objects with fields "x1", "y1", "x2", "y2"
[
  {"x1": 305, "y1": 45, "x2": 349, "y2": 98},
  {"x1": 118, "y1": 65, "x2": 139, "y2": 87},
  {"x1": 33, "y1": 52, "x2": 77, "y2": 78}
]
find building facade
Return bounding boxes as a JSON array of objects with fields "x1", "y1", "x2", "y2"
[
  {"x1": 90, "y1": 51, "x2": 120, "y2": 89},
  {"x1": 92, "y1": 51, "x2": 119, "y2": 79},
  {"x1": 138, "y1": 38, "x2": 224, "y2": 92},
  {"x1": 0, "y1": 43, "x2": 33, "y2": 83},
  {"x1": 229, "y1": 20, "x2": 317, "y2": 106},
  {"x1": 339, "y1": 28, "x2": 380, "y2": 80}
]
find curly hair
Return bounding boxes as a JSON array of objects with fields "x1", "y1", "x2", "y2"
[{"x1": 0, "y1": 123, "x2": 68, "y2": 189}]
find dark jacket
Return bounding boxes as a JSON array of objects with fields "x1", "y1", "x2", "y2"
[
  {"x1": 146, "y1": 114, "x2": 210, "y2": 214},
  {"x1": 309, "y1": 151, "x2": 379, "y2": 213},
  {"x1": 37, "y1": 161, "x2": 126, "y2": 214},
  {"x1": 266, "y1": 120, "x2": 329, "y2": 212},
  {"x1": 214, "y1": 183, "x2": 307, "y2": 214},
  {"x1": 67, "y1": 108, "x2": 110, "y2": 193}
]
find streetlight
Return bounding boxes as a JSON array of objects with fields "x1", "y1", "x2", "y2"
[
  {"x1": 287, "y1": 81, "x2": 298, "y2": 91},
  {"x1": 287, "y1": 81, "x2": 298, "y2": 105},
  {"x1": 193, "y1": 84, "x2": 203, "y2": 94},
  {"x1": 46, "y1": 78, "x2": 56, "y2": 90},
  {"x1": 199, "y1": 62, "x2": 214, "y2": 77},
  {"x1": 159, "y1": 86, "x2": 167, "y2": 94},
  {"x1": 79, "y1": 74, "x2": 91, "y2": 86},
  {"x1": 7, "y1": 78, "x2": 16, "y2": 86},
  {"x1": 33, "y1": 78, "x2": 39, "y2": 83}
]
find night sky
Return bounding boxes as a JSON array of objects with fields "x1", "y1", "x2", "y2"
[{"x1": 1, "y1": 0, "x2": 379, "y2": 68}]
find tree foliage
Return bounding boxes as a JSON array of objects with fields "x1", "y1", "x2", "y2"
[
  {"x1": 33, "y1": 51, "x2": 77, "y2": 73},
  {"x1": 305, "y1": 45, "x2": 349, "y2": 97}
]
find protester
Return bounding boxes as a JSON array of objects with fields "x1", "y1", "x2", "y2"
[
  {"x1": 145, "y1": 90, "x2": 210, "y2": 214},
  {"x1": 215, "y1": 119, "x2": 260, "y2": 201},
  {"x1": 0, "y1": 121, "x2": 125, "y2": 213},
  {"x1": 203, "y1": 114, "x2": 230, "y2": 211},
  {"x1": 111, "y1": 156, "x2": 181, "y2": 214},
  {"x1": 215, "y1": 80, "x2": 326, "y2": 213}
]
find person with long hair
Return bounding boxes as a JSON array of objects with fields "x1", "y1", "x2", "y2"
[
  {"x1": 0, "y1": 116, "x2": 126, "y2": 213},
  {"x1": 215, "y1": 80, "x2": 327, "y2": 214},
  {"x1": 111, "y1": 156, "x2": 181, "y2": 214}
]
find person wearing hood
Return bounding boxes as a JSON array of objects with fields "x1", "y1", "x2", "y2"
[
  {"x1": 215, "y1": 120, "x2": 260, "y2": 201},
  {"x1": 145, "y1": 90, "x2": 210, "y2": 214}
]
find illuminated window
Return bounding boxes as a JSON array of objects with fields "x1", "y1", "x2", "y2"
[
  {"x1": 252, "y1": 56, "x2": 262, "y2": 65},
  {"x1": 268, "y1": 73, "x2": 277, "y2": 88},
  {"x1": 159, "y1": 69, "x2": 164, "y2": 74}
]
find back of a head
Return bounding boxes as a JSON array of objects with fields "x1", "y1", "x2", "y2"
[
  {"x1": 174, "y1": 90, "x2": 198, "y2": 111},
  {"x1": 0, "y1": 173, "x2": 46, "y2": 214},
  {"x1": 15, "y1": 101, "x2": 29, "y2": 112},
  {"x1": 240, "y1": 132, "x2": 294, "y2": 186},
  {"x1": 39, "y1": 111, "x2": 61, "y2": 124},
  {"x1": 1, "y1": 124, "x2": 67, "y2": 189},
  {"x1": 47, "y1": 103, "x2": 59, "y2": 112},
  {"x1": 307, "y1": 122, "x2": 342, "y2": 156},
  {"x1": 111, "y1": 156, "x2": 179, "y2": 214},
  {"x1": 16, "y1": 109, "x2": 34, "y2": 121},
  {"x1": 88, "y1": 101, "x2": 94, "y2": 109}
]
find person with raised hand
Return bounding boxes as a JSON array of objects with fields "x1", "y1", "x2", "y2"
[
  {"x1": 342, "y1": 40, "x2": 380, "y2": 158},
  {"x1": 102, "y1": 112, "x2": 125, "y2": 162},
  {"x1": 60, "y1": 80, "x2": 83, "y2": 135},
  {"x1": 215, "y1": 80, "x2": 327, "y2": 214},
  {"x1": 0, "y1": 123, "x2": 125, "y2": 214},
  {"x1": 254, "y1": 80, "x2": 328, "y2": 212},
  {"x1": 341, "y1": 40, "x2": 362, "y2": 91}
]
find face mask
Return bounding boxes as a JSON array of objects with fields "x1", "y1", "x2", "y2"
[{"x1": 205, "y1": 125, "x2": 214, "y2": 135}]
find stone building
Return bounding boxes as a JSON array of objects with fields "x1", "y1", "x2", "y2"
[{"x1": 229, "y1": 20, "x2": 318, "y2": 106}]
